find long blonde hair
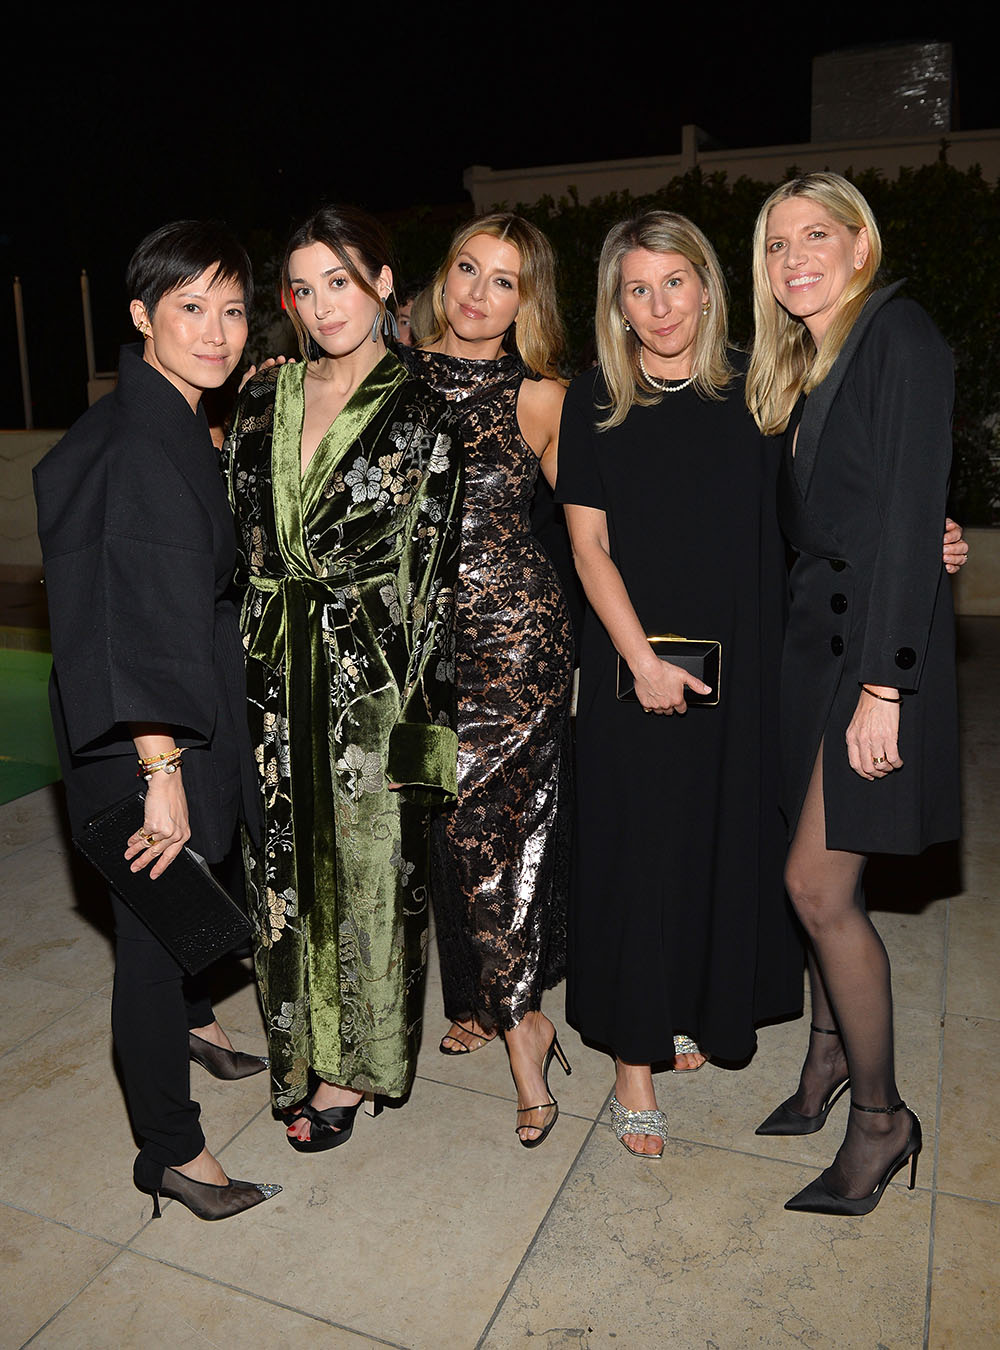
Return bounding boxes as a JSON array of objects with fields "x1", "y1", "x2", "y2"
[
  {"x1": 595, "y1": 211, "x2": 732, "y2": 431},
  {"x1": 422, "y1": 213, "x2": 564, "y2": 379},
  {"x1": 746, "y1": 173, "x2": 883, "y2": 434}
]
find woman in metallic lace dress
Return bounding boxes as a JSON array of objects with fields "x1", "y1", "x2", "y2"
[{"x1": 399, "y1": 214, "x2": 575, "y2": 1146}]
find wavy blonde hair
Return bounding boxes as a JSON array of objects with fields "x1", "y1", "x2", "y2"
[
  {"x1": 422, "y1": 213, "x2": 564, "y2": 379},
  {"x1": 594, "y1": 211, "x2": 732, "y2": 431},
  {"x1": 746, "y1": 173, "x2": 883, "y2": 435}
]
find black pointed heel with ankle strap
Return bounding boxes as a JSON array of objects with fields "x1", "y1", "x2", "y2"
[
  {"x1": 783, "y1": 1101, "x2": 921, "y2": 1216},
  {"x1": 755, "y1": 1026, "x2": 850, "y2": 1136}
]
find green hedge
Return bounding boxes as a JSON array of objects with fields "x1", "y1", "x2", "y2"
[
  {"x1": 249, "y1": 163, "x2": 1000, "y2": 522},
  {"x1": 392, "y1": 161, "x2": 1000, "y2": 523}
]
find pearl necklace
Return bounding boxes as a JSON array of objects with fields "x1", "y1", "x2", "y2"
[{"x1": 639, "y1": 348, "x2": 695, "y2": 393}]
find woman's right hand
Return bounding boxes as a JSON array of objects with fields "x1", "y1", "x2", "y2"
[
  {"x1": 125, "y1": 771, "x2": 192, "y2": 879},
  {"x1": 632, "y1": 654, "x2": 712, "y2": 715}
]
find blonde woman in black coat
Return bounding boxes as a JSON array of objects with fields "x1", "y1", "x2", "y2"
[{"x1": 747, "y1": 173, "x2": 960, "y2": 1215}]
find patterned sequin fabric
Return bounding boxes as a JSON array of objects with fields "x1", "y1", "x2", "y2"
[{"x1": 402, "y1": 348, "x2": 573, "y2": 1032}]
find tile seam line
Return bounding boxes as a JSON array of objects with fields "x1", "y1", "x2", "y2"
[
  {"x1": 922, "y1": 890, "x2": 950, "y2": 1350},
  {"x1": 587, "y1": 1119, "x2": 942, "y2": 1191},
  {"x1": 55, "y1": 1245, "x2": 411, "y2": 1349},
  {"x1": 0, "y1": 988, "x2": 111, "y2": 1064},
  {"x1": 0, "y1": 833, "x2": 64, "y2": 863},
  {"x1": 0, "y1": 1196, "x2": 129, "y2": 1250},
  {"x1": 19, "y1": 1240, "x2": 130, "y2": 1347},
  {"x1": 475, "y1": 1084, "x2": 615, "y2": 1348},
  {"x1": 412, "y1": 1071, "x2": 603, "y2": 1119}
]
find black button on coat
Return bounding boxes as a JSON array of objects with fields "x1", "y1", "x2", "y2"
[{"x1": 776, "y1": 288, "x2": 960, "y2": 854}]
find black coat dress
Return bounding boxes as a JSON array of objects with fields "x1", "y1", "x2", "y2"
[
  {"x1": 34, "y1": 345, "x2": 259, "y2": 861},
  {"x1": 776, "y1": 286, "x2": 961, "y2": 854},
  {"x1": 556, "y1": 364, "x2": 802, "y2": 1064}
]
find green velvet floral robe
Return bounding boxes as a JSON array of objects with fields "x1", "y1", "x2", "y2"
[{"x1": 226, "y1": 355, "x2": 461, "y2": 1106}]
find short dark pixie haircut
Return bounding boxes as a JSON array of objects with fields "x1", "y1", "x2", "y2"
[{"x1": 126, "y1": 220, "x2": 253, "y2": 315}]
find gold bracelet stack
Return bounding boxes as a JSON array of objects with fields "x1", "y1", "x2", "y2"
[{"x1": 136, "y1": 747, "x2": 185, "y2": 782}]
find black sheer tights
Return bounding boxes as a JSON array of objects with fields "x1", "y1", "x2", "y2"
[{"x1": 784, "y1": 743, "x2": 912, "y2": 1199}]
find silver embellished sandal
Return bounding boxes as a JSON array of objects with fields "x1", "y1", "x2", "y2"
[
  {"x1": 673, "y1": 1033, "x2": 707, "y2": 1072},
  {"x1": 609, "y1": 1095, "x2": 668, "y2": 1159}
]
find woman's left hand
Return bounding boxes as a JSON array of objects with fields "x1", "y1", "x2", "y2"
[
  {"x1": 239, "y1": 355, "x2": 295, "y2": 393},
  {"x1": 124, "y1": 770, "x2": 192, "y2": 878},
  {"x1": 943, "y1": 517, "x2": 969, "y2": 574},
  {"x1": 845, "y1": 687, "x2": 903, "y2": 781}
]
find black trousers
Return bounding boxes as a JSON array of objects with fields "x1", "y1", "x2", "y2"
[{"x1": 110, "y1": 890, "x2": 214, "y2": 1168}]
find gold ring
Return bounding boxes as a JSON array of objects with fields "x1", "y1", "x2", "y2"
[
  {"x1": 142, "y1": 831, "x2": 157, "y2": 844},
  {"x1": 872, "y1": 756, "x2": 887, "y2": 766}
]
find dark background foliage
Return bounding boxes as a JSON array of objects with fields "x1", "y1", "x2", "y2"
[{"x1": 265, "y1": 161, "x2": 999, "y2": 523}]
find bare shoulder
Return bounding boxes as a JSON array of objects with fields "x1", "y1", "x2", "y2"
[
  {"x1": 517, "y1": 376, "x2": 565, "y2": 458},
  {"x1": 519, "y1": 375, "x2": 567, "y2": 417}
]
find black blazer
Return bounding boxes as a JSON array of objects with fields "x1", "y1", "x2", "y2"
[
  {"x1": 776, "y1": 286, "x2": 961, "y2": 854},
  {"x1": 34, "y1": 345, "x2": 260, "y2": 861}
]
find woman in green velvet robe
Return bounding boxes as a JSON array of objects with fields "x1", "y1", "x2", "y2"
[{"x1": 226, "y1": 207, "x2": 461, "y2": 1150}]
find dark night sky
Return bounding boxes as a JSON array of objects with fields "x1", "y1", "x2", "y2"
[{"x1": 3, "y1": 3, "x2": 998, "y2": 425}]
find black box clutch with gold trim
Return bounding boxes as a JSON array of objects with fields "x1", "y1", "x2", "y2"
[{"x1": 616, "y1": 634, "x2": 721, "y2": 706}]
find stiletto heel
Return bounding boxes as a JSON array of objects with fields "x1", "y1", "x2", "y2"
[
  {"x1": 784, "y1": 1102, "x2": 922, "y2": 1215},
  {"x1": 755, "y1": 1025, "x2": 850, "y2": 1136},
  {"x1": 551, "y1": 1036, "x2": 572, "y2": 1076},
  {"x1": 189, "y1": 1031, "x2": 269, "y2": 1080},
  {"x1": 515, "y1": 1033, "x2": 572, "y2": 1149},
  {"x1": 133, "y1": 1154, "x2": 281, "y2": 1222}
]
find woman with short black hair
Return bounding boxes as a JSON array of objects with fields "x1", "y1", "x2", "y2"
[{"x1": 35, "y1": 220, "x2": 280, "y2": 1221}]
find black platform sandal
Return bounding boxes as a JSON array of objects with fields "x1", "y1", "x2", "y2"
[{"x1": 286, "y1": 1093, "x2": 382, "y2": 1152}]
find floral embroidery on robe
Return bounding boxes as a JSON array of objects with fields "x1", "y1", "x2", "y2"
[{"x1": 226, "y1": 355, "x2": 461, "y2": 1104}]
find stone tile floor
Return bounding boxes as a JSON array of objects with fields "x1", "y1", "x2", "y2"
[{"x1": 1, "y1": 619, "x2": 997, "y2": 1349}]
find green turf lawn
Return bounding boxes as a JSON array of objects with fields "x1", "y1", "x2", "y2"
[{"x1": 0, "y1": 649, "x2": 61, "y2": 804}]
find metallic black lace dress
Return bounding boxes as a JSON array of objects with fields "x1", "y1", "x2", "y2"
[{"x1": 402, "y1": 348, "x2": 572, "y2": 1032}]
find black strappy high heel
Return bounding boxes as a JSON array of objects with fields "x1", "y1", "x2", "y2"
[
  {"x1": 784, "y1": 1101, "x2": 921, "y2": 1215},
  {"x1": 133, "y1": 1154, "x2": 281, "y2": 1221},
  {"x1": 755, "y1": 1026, "x2": 850, "y2": 1136},
  {"x1": 515, "y1": 1034, "x2": 572, "y2": 1149}
]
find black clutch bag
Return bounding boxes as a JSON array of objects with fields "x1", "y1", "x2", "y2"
[
  {"x1": 616, "y1": 634, "x2": 721, "y2": 707},
  {"x1": 74, "y1": 792, "x2": 252, "y2": 975}
]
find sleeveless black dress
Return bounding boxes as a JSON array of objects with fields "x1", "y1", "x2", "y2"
[
  {"x1": 402, "y1": 347, "x2": 573, "y2": 1032},
  {"x1": 557, "y1": 365, "x2": 803, "y2": 1064}
]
